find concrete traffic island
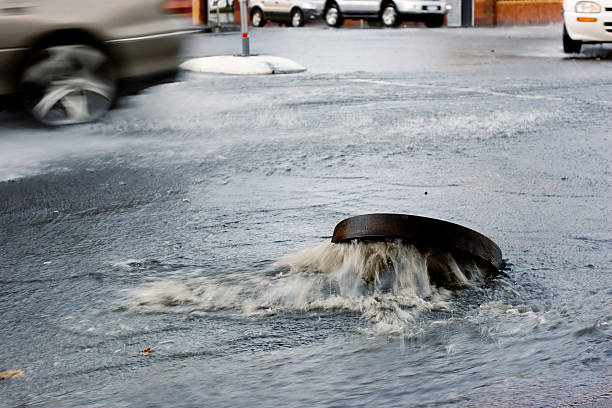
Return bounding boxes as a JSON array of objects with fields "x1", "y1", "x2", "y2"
[
  {"x1": 180, "y1": 55, "x2": 306, "y2": 75},
  {"x1": 181, "y1": 0, "x2": 305, "y2": 76}
]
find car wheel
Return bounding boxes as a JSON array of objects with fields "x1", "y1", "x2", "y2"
[
  {"x1": 20, "y1": 45, "x2": 116, "y2": 126},
  {"x1": 563, "y1": 24, "x2": 582, "y2": 54},
  {"x1": 291, "y1": 8, "x2": 304, "y2": 27},
  {"x1": 325, "y1": 3, "x2": 343, "y2": 28},
  {"x1": 251, "y1": 8, "x2": 265, "y2": 27},
  {"x1": 381, "y1": 3, "x2": 399, "y2": 27},
  {"x1": 425, "y1": 15, "x2": 444, "y2": 28}
]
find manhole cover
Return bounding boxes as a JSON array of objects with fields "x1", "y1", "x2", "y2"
[{"x1": 332, "y1": 213, "x2": 503, "y2": 272}]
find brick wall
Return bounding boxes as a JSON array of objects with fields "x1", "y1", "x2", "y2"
[{"x1": 475, "y1": 0, "x2": 563, "y2": 26}]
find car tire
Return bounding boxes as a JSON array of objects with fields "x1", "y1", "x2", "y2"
[
  {"x1": 563, "y1": 24, "x2": 582, "y2": 54},
  {"x1": 291, "y1": 8, "x2": 304, "y2": 27},
  {"x1": 324, "y1": 3, "x2": 343, "y2": 28},
  {"x1": 251, "y1": 8, "x2": 265, "y2": 27},
  {"x1": 20, "y1": 44, "x2": 116, "y2": 126},
  {"x1": 425, "y1": 15, "x2": 444, "y2": 28},
  {"x1": 381, "y1": 3, "x2": 399, "y2": 27}
]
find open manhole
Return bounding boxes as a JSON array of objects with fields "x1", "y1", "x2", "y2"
[{"x1": 332, "y1": 213, "x2": 503, "y2": 275}]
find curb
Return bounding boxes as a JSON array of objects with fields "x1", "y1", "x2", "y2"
[{"x1": 196, "y1": 24, "x2": 241, "y2": 33}]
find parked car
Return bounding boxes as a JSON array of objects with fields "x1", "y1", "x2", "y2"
[
  {"x1": 0, "y1": 0, "x2": 191, "y2": 125},
  {"x1": 562, "y1": 0, "x2": 612, "y2": 53},
  {"x1": 249, "y1": 0, "x2": 325, "y2": 27},
  {"x1": 323, "y1": 0, "x2": 451, "y2": 28}
]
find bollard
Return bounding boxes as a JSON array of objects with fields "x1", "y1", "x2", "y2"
[
  {"x1": 192, "y1": 0, "x2": 200, "y2": 25},
  {"x1": 239, "y1": 0, "x2": 250, "y2": 56}
]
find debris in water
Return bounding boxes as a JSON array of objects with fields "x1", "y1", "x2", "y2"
[
  {"x1": 0, "y1": 369, "x2": 24, "y2": 380},
  {"x1": 43, "y1": 261, "x2": 52, "y2": 265},
  {"x1": 182, "y1": 198, "x2": 190, "y2": 203},
  {"x1": 139, "y1": 347, "x2": 153, "y2": 356}
]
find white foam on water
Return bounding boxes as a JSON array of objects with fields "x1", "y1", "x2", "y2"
[
  {"x1": 0, "y1": 132, "x2": 141, "y2": 182},
  {"x1": 119, "y1": 241, "x2": 488, "y2": 336},
  {"x1": 121, "y1": 276, "x2": 244, "y2": 314}
]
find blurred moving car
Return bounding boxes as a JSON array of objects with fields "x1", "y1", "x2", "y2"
[
  {"x1": 562, "y1": 0, "x2": 612, "y2": 53},
  {"x1": 0, "y1": 0, "x2": 191, "y2": 125},
  {"x1": 323, "y1": 0, "x2": 451, "y2": 28},
  {"x1": 249, "y1": 0, "x2": 325, "y2": 27}
]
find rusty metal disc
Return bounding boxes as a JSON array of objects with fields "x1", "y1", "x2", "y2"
[{"x1": 331, "y1": 213, "x2": 502, "y2": 271}]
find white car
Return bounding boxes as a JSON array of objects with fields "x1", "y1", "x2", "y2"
[
  {"x1": 249, "y1": 0, "x2": 325, "y2": 27},
  {"x1": 324, "y1": 0, "x2": 451, "y2": 28},
  {"x1": 563, "y1": 0, "x2": 612, "y2": 53}
]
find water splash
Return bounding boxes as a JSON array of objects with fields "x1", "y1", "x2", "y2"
[
  {"x1": 120, "y1": 241, "x2": 489, "y2": 335},
  {"x1": 276, "y1": 241, "x2": 486, "y2": 294}
]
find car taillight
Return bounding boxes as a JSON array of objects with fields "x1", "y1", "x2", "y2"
[{"x1": 162, "y1": 0, "x2": 192, "y2": 14}]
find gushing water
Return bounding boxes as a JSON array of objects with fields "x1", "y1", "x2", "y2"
[{"x1": 122, "y1": 241, "x2": 489, "y2": 335}]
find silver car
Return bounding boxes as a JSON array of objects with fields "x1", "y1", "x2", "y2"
[
  {"x1": 0, "y1": 0, "x2": 191, "y2": 125},
  {"x1": 323, "y1": 0, "x2": 451, "y2": 28},
  {"x1": 249, "y1": 0, "x2": 325, "y2": 27}
]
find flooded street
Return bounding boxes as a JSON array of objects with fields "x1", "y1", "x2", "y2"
[{"x1": 1, "y1": 25, "x2": 611, "y2": 407}]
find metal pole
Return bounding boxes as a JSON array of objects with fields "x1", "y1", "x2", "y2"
[{"x1": 239, "y1": 0, "x2": 250, "y2": 56}]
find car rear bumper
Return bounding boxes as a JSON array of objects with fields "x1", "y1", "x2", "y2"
[
  {"x1": 395, "y1": 0, "x2": 450, "y2": 15},
  {"x1": 564, "y1": 11, "x2": 612, "y2": 42},
  {"x1": 104, "y1": 29, "x2": 194, "y2": 79}
]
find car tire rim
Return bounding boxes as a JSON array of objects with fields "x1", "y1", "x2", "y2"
[
  {"x1": 326, "y1": 8, "x2": 338, "y2": 26},
  {"x1": 20, "y1": 45, "x2": 116, "y2": 126},
  {"x1": 252, "y1": 11, "x2": 262, "y2": 26},
  {"x1": 292, "y1": 11, "x2": 302, "y2": 27},
  {"x1": 382, "y1": 6, "x2": 396, "y2": 26}
]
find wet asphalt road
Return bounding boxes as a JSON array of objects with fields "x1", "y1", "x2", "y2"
[{"x1": 1, "y1": 25, "x2": 611, "y2": 407}]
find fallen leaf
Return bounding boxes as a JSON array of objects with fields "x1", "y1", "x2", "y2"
[
  {"x1": 139, "y1": 347, "x2": 152, "y2": 356},
  {"x1": 0, "y1": 369, "x2": 24, "y2": 380},
  {"x1": 43, "y1": 261, "x2": 52, "y2": 265},
  {"x1": 182, "y1": 198, "x2": 190, "y2": 203}
]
